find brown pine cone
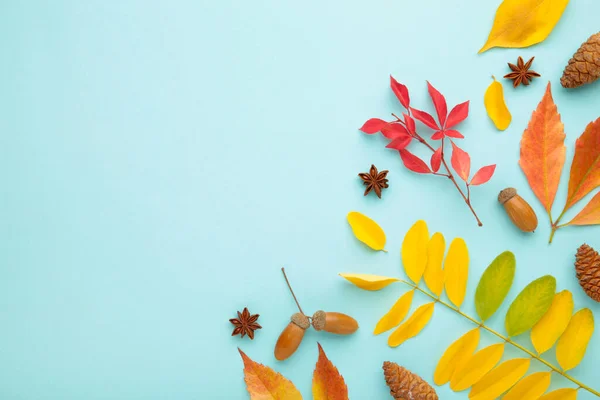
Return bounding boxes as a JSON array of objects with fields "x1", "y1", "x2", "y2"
[
  {"x1": 383, "y1": 361, "x2": 438, "y2": 400},
  {"x1": 575, "y1": 244, "x2": 600, "y2": 302},
  {"x1": 561, "y1": 32, "x2": 600, "y2": 88}
]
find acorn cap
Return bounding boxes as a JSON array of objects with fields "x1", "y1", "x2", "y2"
[
  {"x1": 311, "y1": 310, "x2": 326, "y2": 331},
  {"x1": 290, "y1": 312, "x2": 310, "y2": 330},
  {"x1": 498, "y1": 187, "x2": 517, "y2": 204}
]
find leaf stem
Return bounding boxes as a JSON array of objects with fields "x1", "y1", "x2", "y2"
[
  {"x1": 399, "y1": 279, "x2": 600, "y2": 397},
  {"x1": 281, "y1": 268, "x2": 305, "y2": 315}
]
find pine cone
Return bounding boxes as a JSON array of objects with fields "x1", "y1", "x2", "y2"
[
  {"x1": 575, "y1": 244, "x2": 600, "y2": 302},
  {"x1": 383, "y1": 361, "x2": 438, "y2": 400},
  {"x1": 561, "y1": 32, "x2": 600, "y2": 88}
]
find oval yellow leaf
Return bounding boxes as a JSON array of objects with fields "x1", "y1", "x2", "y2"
[
  {"x1": 556, "y1": 308, "x2": 594, "y2": 371},
  {"x1": 388, "y1": 302, "x2": 435, "y2": 348},
  {"x1": 502, "y1": 371, "x2": 551, "y2": 400},
  {"x1": 484, "y1": 77, "x2": 511, "y2": 131},
  {"x1": 401, "y1": 220, "x2": 429, "y2": 284},
  {"x1": 531, "y1": 290, "x2": 573, "y2": 354},
  {"x1": 450, "y1": 343, "x2": 504, "y2": 392},
  {"x1": 505, "y1": 275, "x2": 556, "y2": 337},
  {"x1": 468, "y1": 358, "x2": 530, "y2": 400},
  {"x1": 425, "y1": 232, "x2": 445, "y2": 296},
  {"x1": 444, "y1": 238, "x2": 469, "y2": 308},
  {"x1": 478, "y1": 0, "x2": 570, "y2": 53},
  {"x1": 347, "y1": 211, "x2": 387, "y2": 251},
  {"x1": 374, "y1": 290, "x2": 415, "y2": 335},
  {"x1": 434, "y1": 328, "x2": 480, "y2": 386},
  {"x1": 539, "y1": 388, "x2": 578, "y2": 400},
  {"x1": 339, "y1": 273, "x2": 399, "y2": 291}
]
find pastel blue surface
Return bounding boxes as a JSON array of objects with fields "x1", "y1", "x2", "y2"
[{"x1": 1, "y1": 0, "x2": 600, "y2": 399}]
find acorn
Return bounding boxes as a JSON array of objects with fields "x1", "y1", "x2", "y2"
[
  {"x1": 312, "y1": 310, "x2": 359, "y2": 334},
  {"x1": 274, "y1": 312, "x2": 310, "y2": 361},
  {"x1": 498, "y1": 188, "x2": 538, "y2": 232}
]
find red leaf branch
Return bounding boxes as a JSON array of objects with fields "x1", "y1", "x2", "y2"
[{"x1": 359, "y1": 77, "x2": 497, "y2": 226}]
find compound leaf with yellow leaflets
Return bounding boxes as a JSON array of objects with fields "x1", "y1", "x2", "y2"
[
  {"x1": 239, "y1": 349, "x2": 303, "y2": 400},
  {"x1": 468, "y1": 358, "x2": 530, "y2": 400},
  {"x1": 347, "y1": 211, "x2": 386, "y2": 251},
  {"x1": 502, "y1": 371, "x2": 551, "y2": 400},
  {"x1": 444, "y1": 238, "x2": 469, "y2": 307},
  {"x1": 388, "y1": 302, "x2": 435, "y2": 348},
  {"x1": 531, "y1": 290, "x2": 573, "y2": 354},
  {"x1": 450, "y1": 343, "x2": 504, "y2": 392},
  {"x1": 539, "y1": 388, "x2": 578, "y2": 400},
  {"x1": 339, "y1": 273, "x2": 398, "y2": 291},
  {"x1": 424, "y1": 232, "x2": 445, "y2": 296},
  {"x1": 475, "y1": 251, "x2": 516, "y2": 321},
  {"x1": 401, "y1": 220, "x2": 429, "y2": 284},
  {"x1": 556, "y1": 308, "x2": 594, "y2": 371},
  {"x1": 374, "y1": 290, "x2": 414, "y2": 335},
  {"x1": 505, "y1": 275, "x2": 556, "y2": 337},
  {"x1": 434, "y1": 328, "x2": 480, "y2": 386}
]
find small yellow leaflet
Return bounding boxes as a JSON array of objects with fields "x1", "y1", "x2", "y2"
[
  {"x1": 539, "y1": 388, "x2": 578, "y2": 400},
  {"x1": 388, "y1": 302, "x2": 434, "y2": 348},
  {"x1": 339, "y1": 273, "x2": 398, "y2": 291},
  {"x1": 502, "y1": 371, "x2": 551, "y2": 400},
  {"x1": 434, "y1": 328, "x2": 480, "y2": 386},
  {"x1": 401, "y1": 220, "x2": 429, "y2": 284},
  {"x1": 531, "y1": 290, "x2": 573, "y2": 354},
  {"x1": 444, "y1": 238, "x2": 469, "y2": 307},
  {"x1": 374, "y1": 290, "x2": 414, "y2": 335},
  {"x1": 469, "y1": 358, "x2": 530, "y2": 400},
  {"x1": 450, "y1": 343, "x2": 504, "y2": 392},
  {"x1": 556, "y1": 308, "x2": 594, "y2": 371},
  {"x1": 347, "y1": 211, "x2": 386, "y2": 251},
  {"x1": 424, "y1": 232, "x2": 445, "y2": 296}
]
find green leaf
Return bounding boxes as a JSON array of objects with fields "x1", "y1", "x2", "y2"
[
  {"x1": 505, "y1": 275, "x2": 556, "y2": 337},
  {"x1": 475, "y1": 251, "x2": 516, "y2": 321}
]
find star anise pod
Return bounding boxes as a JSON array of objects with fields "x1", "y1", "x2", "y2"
[
  {"x1": 358, "y1": 164, "x2": 389, "y2": 198},
  {"x1": 229, "y1": 307, "x2": 262, "y2": 339},
  {"x1": 504, "y1": 56, "x2": 541, "y2": 88}
]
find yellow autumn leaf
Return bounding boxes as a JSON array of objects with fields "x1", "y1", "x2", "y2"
[
  {"x1": 502, "y1": 371, "x2": 551, "y2": 400},
  {"x1": 424, "y1": 232, "x2": 445, "y2": 296},
  {"x1": 531, "y1": 290, "x2": 573, "y2": 354},
  {"x1": 444, "y1": 238, "x2": 469, "y2": 307},
  {"x1": 468, "y1": 358, "x2": 530, "y2": 400},
  {"x1": 339, "y1": 273, "x2": 399, "y2": 291},
  {"x1": 484, "y1": 76, "x2": 511, "y2": 131},
  {"x1": 479, "y1": 0, "x2": 571, "y2": 53},
  {"x1": 374, "y1": 290, "x2": 415, "y2": 335},
  {"x1": 539, "y1": 388, "x2": 578, "y2": 400},
  {"x1": 556, "y1": 308, "x2": 595, "y2": 371},
  {"x1": 434, "y1": 328, "x2": 480, "y2": 386},
  {"x1": 450, "y1": 343, "x2": 504, "y2": 392},
  {"x1": 401, "y1": 220, "x2": 429, "y2": 284},
  {"x1": 347, "y1": 211, "x2": 387, "y2": 251},
  {"x1": 388, "y1": 302, "x2": 434, "y2": 348}
]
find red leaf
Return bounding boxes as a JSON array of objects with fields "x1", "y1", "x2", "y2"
[
  {"x1": 451, "y1": 141, "x2": 471, "y2": 181},
  {"x1": 381, "y1": 123, "x2": 409, "y2": 139},
  {"x1": 391, "y1": 76, "x2": 410, "y2": 109},
  {"x1": 431, "y1": 131, "x2": 445, "y2": 140},
  {"x1": 445, "y1": 130, "x2": 464, "y2": 139},
  {"x1": 399, "y1": 149, "x2": 431, "y2": 174},
  {"x1": 386, "y1": 135, "x2": 412, "y2": 150},
  {"x1": 431, "y1": 147, "x2": 443, "y2": 172},
  {"x1": 404, "y1": 113, "x2": 416, "y2": 134},
  {"x1": 470, "y1": 165, "x2": 496, "y2": 186},
  {"x1": 445, "y1": 101, "x2": 470, "y2": 128},
  {"x1": 360, "y1": 118, "x2": 387, "y2": 134},
  {"x1": 411, "y1": 108, "x2": 440, "y2": 130},
  {"x1": 427, "y1": 82, "x2": 447, "y2": 127}
]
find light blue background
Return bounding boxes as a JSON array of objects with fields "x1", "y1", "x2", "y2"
[{"x1": 1, "y1": 0, "x2": 600, "y2": 399}]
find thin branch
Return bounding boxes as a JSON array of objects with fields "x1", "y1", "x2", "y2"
[
  {"x1": 281, "y1": 268, "x2": 305, "y2": 315},
  {"x1": 399, "y1": 279, "x2": 600, "y2": 397}
]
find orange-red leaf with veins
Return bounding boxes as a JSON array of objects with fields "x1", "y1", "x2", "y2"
[
  {"x1": 565, "y1": 118, "x2": 600, "y2": 210},
  {"x1": 519, "y1": 82, "x2": 566, "y2": 215},
  {"x1": 312, "y1": 343, "x2": 349, "y2": 400},
  {"x1": 566, "y1": 191, "x2": 600, "y2": 226},
  {"x1": 239, "y1": 349, "x2": 303, "y2": 400}
]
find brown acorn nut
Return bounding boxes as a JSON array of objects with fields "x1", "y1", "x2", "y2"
[
  {"x1": 498, "y1": 188, "x2": 538, "y2": 232},
  {"x1": 311, "y1": 310, "x2": 359, "y2": 334},
  {"x1": 274, "y1": 313, "x2": 310, "y2": 361}
]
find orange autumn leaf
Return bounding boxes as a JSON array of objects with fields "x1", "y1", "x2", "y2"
[
  {"x1": 567, "y1": 191, "x2": 600, "y2": 225},
  {"x1": 313, "y1": 343, "x2": 349, "y2": 400},
  {"x1": 239, "y1": 348, "x2": 303, "y2": 400},
  {"x1": 565, "y1": 118, "x2": 600, "y2": 211},
  {"x1": 519, "y1": 82, "x2": 566, "y2": 215}
]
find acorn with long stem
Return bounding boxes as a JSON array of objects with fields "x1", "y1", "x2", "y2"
[{"x1": 274, "y1": 268, "x2": 359, "y2": 361}]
